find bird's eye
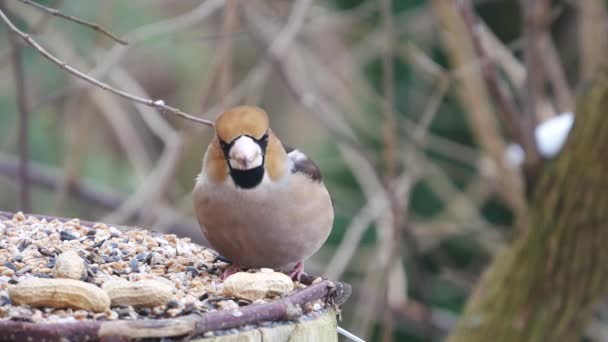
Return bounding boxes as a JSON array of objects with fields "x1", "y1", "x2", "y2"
[{"x1": 255, "y1": 132, "x2": 269, "y2": 150}]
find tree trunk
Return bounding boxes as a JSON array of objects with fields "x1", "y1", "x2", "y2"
[{"x1": 446, "y1": 62, "x2": 608, "y2": 340}]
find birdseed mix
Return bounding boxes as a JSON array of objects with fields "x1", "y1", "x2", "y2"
[{"x1": 0, "y1": 212, "x2": 317, "y2": 324}]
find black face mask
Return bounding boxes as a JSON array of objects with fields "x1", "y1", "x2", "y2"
[{"x1": 218, "y1": 132, "x2": 269, "y2": 189}]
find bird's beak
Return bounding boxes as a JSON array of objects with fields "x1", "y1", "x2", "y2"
[{"x1": 229, "y1": 136, "x2": 263, "y2": 170}]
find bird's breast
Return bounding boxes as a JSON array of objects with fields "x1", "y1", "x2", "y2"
[{"x1": 193, "y1": 175, "x2": 333, "y2": 268}]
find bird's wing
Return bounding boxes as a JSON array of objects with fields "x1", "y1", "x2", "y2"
[{"x1": 282, "y1": 143, "x2": 323, "y2": 182}]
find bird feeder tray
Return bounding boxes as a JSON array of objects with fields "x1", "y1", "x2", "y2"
[{"x1": 0, "y1": 211, "x2": 351, "y2": 341}]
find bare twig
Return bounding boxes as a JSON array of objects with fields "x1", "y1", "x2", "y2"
[
  {"x1": 23, "y1": 0, "x2": 224, "y2": 112},
  {"x1": 16, "y1": 0, "x2": 127, "y2": 45},
  {"x1": 2, "y1": 1, "x2": 31, "y2": 213},
  {"x1": 0, "y1": 7, "x2": 215, "y2": 127}
]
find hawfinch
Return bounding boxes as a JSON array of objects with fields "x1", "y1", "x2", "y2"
[{"x1": 193, "y1": 106, "x2": 334, "y2": 280}]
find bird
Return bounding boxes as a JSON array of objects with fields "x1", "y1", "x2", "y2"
[{"x1": 193, "y1": 106, "x2": 334, "y2": 281}]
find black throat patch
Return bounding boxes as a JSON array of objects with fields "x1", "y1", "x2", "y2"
[
  {"x1": 228, "y1": 164, "x2": 265, "y2": 189},
  {"x1": 219, "y1": 133, "x2": 269, "y2": 189}
]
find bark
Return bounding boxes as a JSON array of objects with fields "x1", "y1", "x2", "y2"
[{"x1": 447, "y1": 64, "x2": 608, "y2": 341}]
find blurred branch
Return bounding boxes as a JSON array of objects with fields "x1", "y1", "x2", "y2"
[
  {"x1": 103, "y1": 66, "x2": 185, "y2": 224},
  {"x1": 350, "y1": 44, "x2": 482, "y2": 168},
  {"x1": 86, "y1": 0, "x2": 223, "y2": 82},
  {"x1": 16, "y1": 0, "x2": 127, "y2": 45},
  {"x1": 109, "y1": 67, "x2": 179, "y2": 141},
  {"x1": 434, "y1": 0, "x2": 525, "y2": 216},
  {"x1": 457, "y1": 1, "x2": 540, "y2": 169},
  {"x1": 324, "y1": 154, "x2": 414, "y2": 281},
  {"x1": 0, "y1": 0, "x2": 61, "y2": 72},
  {"x1": 541, "y1": 34, "x2": 573, "y2": 112},
  {"x1": 244, "y1": 2, "x2": 362, "y2": 149},
  {"x1": 380, "y1": 0, "x2": 397, "y2": 181},
  {"x1": 578, "y1": 0, "x2": 608, "y2": 84},
  {"x1": 92, "y1": 90, "x2": 153, "y2": 180},
  {"x1": 379, "y1": 1, "x2": 401, "y2": 340},
  {"x1": 411, "y1": 76, "x2": 449, "y2": 145},
  {"x1": 412, "y1": 155, "x2": 502, "y2": 252},
  {"x1": 245, "y1": 5, "x2": 419, "y2": 339},
  {"x1": 0, "y1": 6, "x2": 215, "y2": 127},
  {"x1": 51, "y1": 1, "x2": 122, "y2": 215},
  {"x1": 2, "y1": 1, "x2": 31, "y2": 213},
  {"x1": 103, "y1": 138, "x2": 184, "y2": 224},
  {"x1": 476, "y1": 24, "x2": 555, "y2": 120},
  {"x1": 53, "y1": 91, "x2": 90, "y2": 215},
  {"x1": 473, "y1": 26, "x2": 525, "y2": 89},
  {"x1": 0, "y1": 152, "x2": 207, "y2": 245},
  {"x1": 0, "y1": 152, "x2": 119, "y2": 211},
  {"x1": 520, "y1": 0, "x2": 550, "y2": 125},
  {"x1": 218, "y1": 0, "x2": 238, "y2": 106}
]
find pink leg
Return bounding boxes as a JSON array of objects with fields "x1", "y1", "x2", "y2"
[
  {"x1": 220, "y1": 265, "x2": 241, "y2": 281},
  {"x1": 288, "y1": 261, "x2": 304, "y2": 281}
]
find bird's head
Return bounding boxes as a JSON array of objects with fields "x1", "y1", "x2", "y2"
[
  {"x1": 215, "y1": 106, "x2": 269, "y2": 171},
  {"x1": 212, "y1": 106, "x2": 286, "y2": 189}
]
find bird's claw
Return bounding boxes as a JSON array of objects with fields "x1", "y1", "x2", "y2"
[
  {"x1": 220, "y1": 265, "x2": 241, "y2": 281},
  {"x1": 288, "y1": 261, "x2": 305, "y2": 282}
]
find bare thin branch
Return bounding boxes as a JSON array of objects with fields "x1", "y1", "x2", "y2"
[
  {"x1": 16, "y1": 0, "x2": 127, "y2": 45},
  {"x1": 0, "y1": 7, "x2": 215, "y2": 127},
  {"x1": 23, "y1": 0, "x2": 224, "y2": 112}
]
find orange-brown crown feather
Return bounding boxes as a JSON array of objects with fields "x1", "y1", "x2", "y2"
[{"x1": 215, "y1": 106, "x2": 269, "y2": 143}]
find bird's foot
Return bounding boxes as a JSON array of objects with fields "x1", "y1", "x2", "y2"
[
  {"x1": 288, "y1": 261, "x2": 305, "y2": 282},
  {"x1": 220, "y1": 265, "x2": 241, "y2": 281}
]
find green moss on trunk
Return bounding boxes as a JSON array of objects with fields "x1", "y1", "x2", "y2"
[{"x1": 448, "y1": 67, "x2": 608, "y2": 341}]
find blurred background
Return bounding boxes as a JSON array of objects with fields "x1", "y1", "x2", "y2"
[{"x1": 0, "y1": 0, "x2": 604, "y2": 341}]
